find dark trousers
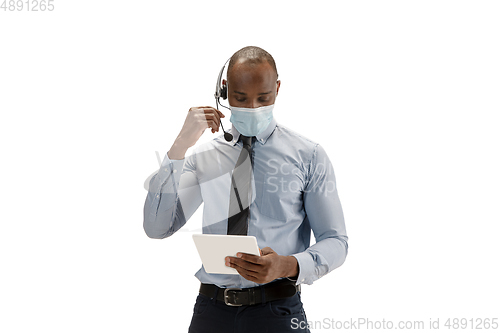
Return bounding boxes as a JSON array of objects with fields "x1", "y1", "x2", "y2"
[{"x1": 188, "y1": 289, "x2": 311, "y2": 333}]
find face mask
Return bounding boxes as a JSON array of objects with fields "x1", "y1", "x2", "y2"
[{"x1": 229, "y1": 104, "x2": 274, "y2": 137}]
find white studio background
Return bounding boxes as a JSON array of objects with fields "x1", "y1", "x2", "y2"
[{"x1": 1, "y1": 1, "x2": 499, "y2": 332}]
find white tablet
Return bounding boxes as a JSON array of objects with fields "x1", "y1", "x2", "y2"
[{"x1": 192, "y1": 234, "x2": 261, "y2": 275}]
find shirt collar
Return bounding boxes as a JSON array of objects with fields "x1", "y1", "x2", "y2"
[{"x1": 228, "y1": 116, "x2": 277, "y2": 146}]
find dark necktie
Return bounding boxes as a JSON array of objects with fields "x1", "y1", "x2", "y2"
[{"x1": 227, "y1": 135, "x2": 254, "y2": 235}]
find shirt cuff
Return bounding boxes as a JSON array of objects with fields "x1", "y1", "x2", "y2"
[
  {"x1": 291, "y1": 251, "x2": 316, "y2": 285},
  {"x1": 159, "y1": 151, "x2": 185, "y2": 185}
]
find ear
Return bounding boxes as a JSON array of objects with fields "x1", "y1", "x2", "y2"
[{"x1": 276, "y1": 80, "x2": 281, "y2": 96}]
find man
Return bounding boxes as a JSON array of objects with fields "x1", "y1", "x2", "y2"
[{"x1": 143, "y1": 46, "x2": 348, "y2": 333}]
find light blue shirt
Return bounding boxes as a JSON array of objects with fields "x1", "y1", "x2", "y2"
[{"x1": 143, "y1": 117, "x2": 348, "y2": 288}]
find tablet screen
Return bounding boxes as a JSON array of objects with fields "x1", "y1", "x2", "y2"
[{"x1": 192, "y1": 234, "x2": 261, "y2": 275}]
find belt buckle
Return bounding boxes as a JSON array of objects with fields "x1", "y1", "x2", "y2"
[{"x1": 224, "y1": 288, "x2": 243, "y2": 306}]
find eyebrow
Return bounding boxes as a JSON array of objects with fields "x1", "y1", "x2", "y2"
[{"x1": 233, "y1": 90, "x2": 273, "y2": 96}]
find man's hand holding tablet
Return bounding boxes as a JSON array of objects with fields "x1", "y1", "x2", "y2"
[
  {"x1": 192, "y1": 234, "x2": 261, "y2": 275},
  {"x1": 192, "y1": 234, "x2": 299, "y2": 284}
]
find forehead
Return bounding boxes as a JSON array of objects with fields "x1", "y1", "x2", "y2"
[{"x1": 227, "y1": 60, "x2": 276, "y2": 90}]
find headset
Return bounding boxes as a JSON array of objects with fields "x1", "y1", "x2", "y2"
[{"x1": 214, "y1": 58, "x2": 234, "y2": 142}]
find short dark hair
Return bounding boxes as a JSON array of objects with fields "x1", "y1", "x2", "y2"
[{"x1": 227, "y1": 46, "x2": 278, "y2": 79}]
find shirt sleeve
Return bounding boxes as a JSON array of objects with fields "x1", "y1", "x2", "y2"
[
  {"x1": 143, "y1": 150, "x2": 203, "y2": 239},
  {"x1": 291, "y1": 143, "x2": 348, "y2": 285}
]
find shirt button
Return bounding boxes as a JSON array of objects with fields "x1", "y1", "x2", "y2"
[{"x1": 173, "y1": 169, "x2": 177, "y2": 173}]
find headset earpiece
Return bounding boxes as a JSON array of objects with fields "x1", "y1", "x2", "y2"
[
  {"x1": 221, "y1": 83, "x2": 227, "y2": 100},
  {"x1": 215, "y1": 58, "x2": 231, "y2": 105},
  {"x1": 215, "y1": 57, "x2": 233, "y2": 142}
]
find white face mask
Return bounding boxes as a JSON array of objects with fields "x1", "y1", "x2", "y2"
[{"x1": 229, "y1": 104, "x2": 274, "y2": 137}]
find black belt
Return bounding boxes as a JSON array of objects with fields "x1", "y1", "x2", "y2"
[{"x1": 199, "y1": 278, "x2": 301, "y2": 307}]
